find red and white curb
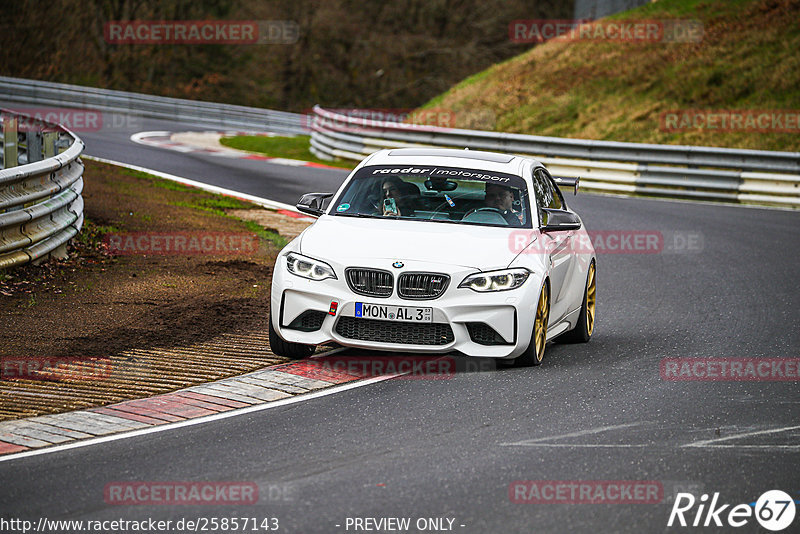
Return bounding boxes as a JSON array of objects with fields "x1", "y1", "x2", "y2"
[
  {"x1": 0, "y1": 356, "x2": 399, "y2": 458},
  {"x1": 130, "y1": 130, "x2": 341, "y2": 169}
]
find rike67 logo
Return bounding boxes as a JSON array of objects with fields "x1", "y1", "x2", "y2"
[{"x1": 668, "y1": 490, "x2": 796, "y2": 531}]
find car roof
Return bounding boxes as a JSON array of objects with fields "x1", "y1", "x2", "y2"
[{"x1": 362, "y1": 148, "x2": 542, "y2": 176}]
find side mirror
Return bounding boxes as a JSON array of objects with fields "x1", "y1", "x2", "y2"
[
  {"x1": 553, "y1": 176, "x2": 580, "y2": 195},
  {"x1": 296, "y1": 192, "x2": 333, "y2": 217},
  {"x1": 542, "y1": 208, "x2": 582, "y2": 232}
]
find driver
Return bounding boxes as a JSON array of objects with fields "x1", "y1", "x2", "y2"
[{"x1": 484, "y1": 184, "x2": 523, "y2": 226}]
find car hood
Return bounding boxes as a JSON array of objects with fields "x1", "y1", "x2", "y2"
[{"x1": 299, "y1": 215, "x2": 520, "y2": 270}]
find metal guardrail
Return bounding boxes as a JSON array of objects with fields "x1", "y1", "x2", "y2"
[
  {"x1": 0, "y1": 109, "x2": 84, "y2": 269},
  {"x1": 0, "y1": 76, "x2": 306, "y2": 136},
  {"x1": 310, "y1": 106, "x2": 800, "y2": 207}
]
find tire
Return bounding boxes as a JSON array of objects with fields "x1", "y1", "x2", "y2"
[
  {"x1": 268, "y1": 312, "x2": 316, "y2": 359},
  {"x1": 513, "y1": 282, "x2": 550, "y2": 367},
  {"x1": 559, "y1": 261, "x2": 596, "y2": 344}
]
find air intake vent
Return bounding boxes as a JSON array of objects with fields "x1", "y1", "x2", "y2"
[
  {"x1": 345, "y1": 268, "x2": 393, "y2": 298},
  {"x1": 286, "y1": 310, "x2": 327, "y2": 332},
  {"x1": 398, "y1": 272, "x2": 450, "y2": 300},
  {"x1": 335, "y1": 317, "x2": 454, "y2": 345},
  {"x1": 466, "y1": 322, "x2": 512, "y2": 345}
]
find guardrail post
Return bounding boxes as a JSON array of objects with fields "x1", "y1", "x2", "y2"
[
  {"x1": 32, "y1": 241, "x2": 70, "y2": 264},
  {"x1": 43, "y1": 131, "x2": 57, "y2": 158},
  {"x1": 3, "y1": 113, "x2": 18, "y2": 169},
  {"x1": 26, "y1": 131, "x2": 43, "y2": 162},
  {"x1": 56, "y1": 135, "x2": 70, "y2": 154}
]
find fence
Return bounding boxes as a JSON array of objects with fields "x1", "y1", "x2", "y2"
[
  {"x1": 0, "y1": 109, "x2": 84, "y2": 269},
  {"x1": 0, "y1": 76, "x2": 306, "y2": 135},
  {"x1": 309, "y1": 106, "x2": 800, "y2": 207}
]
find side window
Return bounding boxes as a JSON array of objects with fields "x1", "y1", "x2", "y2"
[
  {"x1": 514, "y1": 188, "x2": 531, "y2": 226},
  {"x1": 546, "y1": 172, "x2": 564, "y2": 210},
  {"x1": 535, "y1": 169, "x2": 563, "y2": 210},
  {"x1": 530, "y1": 168, "x2": 547, "y2": 224},
  {"x1": 533, "y1": 169, "x2": 553, "y2": 209}
]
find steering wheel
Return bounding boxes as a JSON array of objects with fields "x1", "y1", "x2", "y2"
[
  {"x1": 464, "y1": 207, "x2": 506, "y2": 216},
  {"x1": 462, "y1": 207, "x2": 512, "y2": 225}
]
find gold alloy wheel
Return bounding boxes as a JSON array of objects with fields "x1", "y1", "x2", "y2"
[
  {"x1": 586, "y1": 262, "x2": 596, "y2": 336},
  {"x1": 534, "y1": 286, "x2": 549, "y2": 362}
]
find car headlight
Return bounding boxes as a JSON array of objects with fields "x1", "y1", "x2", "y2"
[
  {"x1": 458, "y1": 268, "x2": 530, "y2": 292},
  {"x1": 285, "y1": 252, "x2": 337, "y2": 281}
]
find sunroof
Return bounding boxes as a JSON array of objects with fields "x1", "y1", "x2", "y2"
[{"x1": 387, "y1": 148, "x2": 515, "y2": 163}]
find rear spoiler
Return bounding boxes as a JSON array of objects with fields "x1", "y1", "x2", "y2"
[{"x1": 553, "y1": 176, "x2": 580, "y2": 195}]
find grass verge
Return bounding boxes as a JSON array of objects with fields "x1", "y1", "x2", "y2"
[
  {"x1": 220, "y1": 134, "x2": 357, "y2": 169},
  {"x1": 419, "y1": 0, "x2": 800, "y2": 152}
]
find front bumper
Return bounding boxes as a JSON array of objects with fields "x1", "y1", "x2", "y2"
[{"x1": 270, "y1": 260, "x2": 541, "y2": 359}]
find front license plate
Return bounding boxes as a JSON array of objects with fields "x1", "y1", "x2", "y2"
[{"x1": 355, "y1": 302, "x2": 432, "y2": 323}]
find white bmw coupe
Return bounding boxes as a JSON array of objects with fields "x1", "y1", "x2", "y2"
[{"x1": 269, "y1": 148, "x2": 596, "y2": 366}]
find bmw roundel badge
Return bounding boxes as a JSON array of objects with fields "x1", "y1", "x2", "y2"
[{"x1": 392, "y1": 261, "x2": 404, "y2": 269}]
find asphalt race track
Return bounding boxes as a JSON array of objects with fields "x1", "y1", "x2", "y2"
[{"x1": 1, "y1": 113, "x2": 798, "y2": 533}]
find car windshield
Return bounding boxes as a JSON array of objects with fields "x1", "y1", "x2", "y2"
[{"x1": 330, "y1": 164, "x2": 533, "y2": 228}]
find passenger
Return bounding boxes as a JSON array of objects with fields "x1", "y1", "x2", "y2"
[
  {"x1": 381, "y1": 177, "x2": 419, "y2": 217},
  {"x1": 483, "y1": 183, "x2": 523, "y2": 226}
]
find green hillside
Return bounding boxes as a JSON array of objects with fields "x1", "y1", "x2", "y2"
[{"x1": 420, "y1": 0, "x2": 800, "y2": 152}]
